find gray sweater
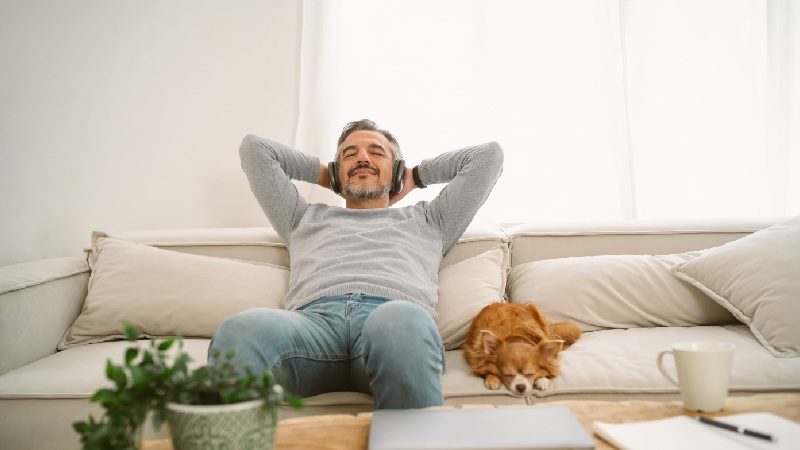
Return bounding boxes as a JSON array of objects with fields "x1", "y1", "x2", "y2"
[{"x1": 239, "y1": 134, "x2": 503, "y2": 318}]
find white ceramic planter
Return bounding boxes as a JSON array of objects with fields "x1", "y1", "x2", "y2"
[{"x1": 166, "y1": 399, "x2": 277, "y2": 450}]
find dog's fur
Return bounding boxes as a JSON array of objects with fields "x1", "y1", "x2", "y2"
[{"x1": 463, "y1": 303, "x2": 581, "y2": 396}]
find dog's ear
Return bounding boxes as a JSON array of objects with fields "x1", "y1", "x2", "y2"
[
  {"x1": 540, "y1": 340, "x2": 564, "y2": 360},
  {"x1": 479, "y1": 330, "x2": 498, "y2": 355}
]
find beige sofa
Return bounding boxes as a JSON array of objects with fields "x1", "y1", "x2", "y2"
[{"x1": 2, "y1": 217, "x2": 799, "y2": 449}]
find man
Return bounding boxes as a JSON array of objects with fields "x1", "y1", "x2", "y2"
[{"x1": 210, "y1": 119, "x2": 503, "y2": 409}]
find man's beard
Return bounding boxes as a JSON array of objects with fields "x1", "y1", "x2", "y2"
[
  {"x1": 342, "y1": 180, "x2": 391, "y2": 200},
  {"x1": 342, "y1": 163, "x2": 391, "y2": 200}
]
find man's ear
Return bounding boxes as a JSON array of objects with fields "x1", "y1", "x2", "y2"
[
  {"x1": 480, "y1": 330, "x2": 498, "y2": 355},
  {"x1": 540, "y1": 340, "x2": 564, "y2": 360}
]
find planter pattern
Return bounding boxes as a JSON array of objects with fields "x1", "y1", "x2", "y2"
[{"x1": 167, "y1": 400, "x2": 276, "y2": 450}]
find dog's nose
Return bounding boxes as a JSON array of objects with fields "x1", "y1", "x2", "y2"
[{"x1": 515, "y1": 384, "x2": 526, "y2": 393}]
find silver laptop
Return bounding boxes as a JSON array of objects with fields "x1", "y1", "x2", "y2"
[{"x1": 368, "y1": 406, "x2": 595, "y2": 450}]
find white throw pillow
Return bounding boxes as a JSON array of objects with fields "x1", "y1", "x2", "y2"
[
  {"x1": 507, "y1": 253, "x2": 735, "y2": 332},
  {"x1": 436, "y1": 245, "x2": 508, "y2": 350},
  {"x1": 672, "y1": 216, "x2": 800, "y2": 358},
  {"x1": 58, "y1": 234, "x2": 289, "y2": 349}
]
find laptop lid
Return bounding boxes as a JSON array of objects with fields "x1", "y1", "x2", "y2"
[{"x1": 368, "y1": 406, "x2": 595, "y2": 450}]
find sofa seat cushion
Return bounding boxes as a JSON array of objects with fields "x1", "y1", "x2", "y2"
[
  {"x1": 537, "y1": 325, "x2": 800, "y2": 399},
  {"x1": 5, "y1": 327, "x2": 797, "y2": 405},
  {"x1": 442, "y1": 349, "x2": 531, "y2": 401},
  {"x1": 0, "y1": 337, "x2": 524, "y2": 404},
  {"x1": 0, "y1": 339, "x2": 209, "y2": 399}
]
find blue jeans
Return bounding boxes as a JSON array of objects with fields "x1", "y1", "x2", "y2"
[{"x1": 208, "y1": 293, "x2": 445, "y2": 409}]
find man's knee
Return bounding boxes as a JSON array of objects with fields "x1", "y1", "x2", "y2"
[
  {"x1": 214, "y1": 308, "x2": 271, "y2": 343},
  {"x1": 209, "y1": 308, "x2": 292, "y2": 366},
  {"x1": 366, "y1": 300, "x2": 434, "y2": 331},
  {"x1": 363, "y1": 301, "x2": 441, "y2": 352},
  {"x1": 360, "y1": 301, "x2": 445, "y2": 409}
]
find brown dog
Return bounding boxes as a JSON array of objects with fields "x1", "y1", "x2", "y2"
[{"x1": 463, "y1": 303, "x2": 581, "y2": 395}]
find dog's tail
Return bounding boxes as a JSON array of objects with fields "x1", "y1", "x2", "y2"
[{"x1": 548, "y1": 321, "x2": 582, "y2": 349}]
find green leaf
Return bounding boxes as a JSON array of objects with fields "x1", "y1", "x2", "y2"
[
  {"x1": 129, "y1": 366, "x2": 146, "y2": 387},
  {"x1": 106, "y1": 361, "x2": 127, "y2": 388},
  {"x1": 90, "y1": 388, "x2": 116, "y2": 405},
  {"x1": 209, "y1": 347, "x2": 220, "y2": 360},
  {"x1": 124, "y1": 348, "x2": 139, "y2": 366},
  {"x1": 72, "y1": 420, "x2": 89, "y2": 434},
  {"x1": 151, "y1": 408, "x2": 166, "y2": 431},
  {"x1": 158, "y1": 337, "x2": 174, "y2": 352},
  {"x1": 219, "y1": 389, "x2": 233, "y2": 404},
  {"x1": 286, "y1": 394, "x2": 305, "y2": 409},
  {"x1": 122, "y1": 322, "x2": 138, "y2": 341},
  {"x1": 224, "y1": 348, "x2": 237, "y2": 360}
]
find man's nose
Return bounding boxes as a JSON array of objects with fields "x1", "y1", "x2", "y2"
[{"x1": 356, "y1": 149, "x2": 371, "y2": 163}]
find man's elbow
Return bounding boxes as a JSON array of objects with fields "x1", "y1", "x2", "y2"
[
  {"x1": 486, "y1": 141, "x2": 503, "y2": 158},
  {"x1": 484, "y1": 141, "x2": 504, "y2": 171},
  {"x1": 239, "y1": 134, "x2": 260, "y2": 162}
]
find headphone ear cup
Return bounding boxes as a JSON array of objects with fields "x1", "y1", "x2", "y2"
[
  {"x1": 328, "y1": 161, "x2": 341, "y2": 194},
  {"x1": 392, "y1": 159, "x2": 406, "y2": 193}
]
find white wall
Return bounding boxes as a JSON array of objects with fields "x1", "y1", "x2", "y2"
[{"x1": 0, "y1": 0, "x2": 302, "y2": 265}]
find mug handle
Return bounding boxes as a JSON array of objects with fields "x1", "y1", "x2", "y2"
[{"x1": 657, "y1": 350, "x2": 679, "y2": 386}]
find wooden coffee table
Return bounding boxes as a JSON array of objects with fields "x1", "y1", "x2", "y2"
[{"x1": 143, "y1": 393, "x2": 800, "y2": 449}]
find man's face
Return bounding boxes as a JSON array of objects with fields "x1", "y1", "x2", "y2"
[{"x1": 338, "y1": 130, "x2": 394, "y2": 200}]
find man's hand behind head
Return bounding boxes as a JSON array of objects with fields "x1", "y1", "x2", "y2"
[{"x1": 388, "y1": 166, "x2": 416, "y2": 206}]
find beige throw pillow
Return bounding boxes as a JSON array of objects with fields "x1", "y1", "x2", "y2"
[
  {"x1": 58, "y1": 235, "x2": 289, "y2": 349},
  {"x1": 507, "y1": 253, "x2": 735, "y2": 332},
  {"x1": 672, "y1": 216, "x2": 800, "y2": 358},
  {"x1": 436, "y1": 245, "x2": 508, "y2": 350}
]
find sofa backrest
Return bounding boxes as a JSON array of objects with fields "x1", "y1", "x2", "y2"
[
  {"x1": 98, "y1": 218, "x2": 784, "y2": 270},
  {"x1": 100, "y1": 226, "x2": 509, "y2": 271},
  {"x1": 97, "y1": 228, "x2": 290, "y2": 267},
  {"x1": 503, "y1": 218, "x2": 782, "y2": 267}
]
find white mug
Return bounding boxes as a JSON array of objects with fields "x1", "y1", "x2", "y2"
[{"x1": 657, "y1": 341, "x2": 735, "y2": 412}]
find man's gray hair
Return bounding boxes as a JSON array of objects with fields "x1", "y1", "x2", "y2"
[{"x1": 336, "y1": 119, "x2": 403, "y2": 162}]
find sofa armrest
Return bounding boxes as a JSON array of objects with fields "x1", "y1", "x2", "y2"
[{"x1": 0, "y1": 256, "x2": 89, "y2": 376}]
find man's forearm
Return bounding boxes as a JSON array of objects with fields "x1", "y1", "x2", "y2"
[
  {"x1": 240, "y1": 135, "x2": 321, "y2": 184},
  {"x1": 239, "y1": 134, "x2": 318, "y2": 241},
  {"x1": 422, "y1": 141, "x2": 504, "y2": 254},
  {"x1": 418, "y1": 142, "x2": 503, "y2": 187},
  {"x1": 318, "y1": 164, "x2": 332, "y2": 190}
]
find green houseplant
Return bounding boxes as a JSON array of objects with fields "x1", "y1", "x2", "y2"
[{"x1": 73, "y1": 322, "x2": 303, "y2": 450}]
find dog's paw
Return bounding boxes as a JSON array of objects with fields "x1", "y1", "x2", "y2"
[
  {"x1": 534, "y1": 377, "x2": 551, "y2": 390},
  {"x1": 484, "y1": 375, "x2": 502, "y2": 390}
]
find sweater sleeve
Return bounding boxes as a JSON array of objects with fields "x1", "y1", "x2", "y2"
[
  {"x1": 238, "y1": 134, "x2": 320, "y2": 244},
  {"x1": 420, "y1": 141, "x2": 504, "y2": 255}
]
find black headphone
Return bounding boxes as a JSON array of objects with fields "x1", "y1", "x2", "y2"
[{"x1": 328, "y1": 159, "x2": 405, "y2": 195}]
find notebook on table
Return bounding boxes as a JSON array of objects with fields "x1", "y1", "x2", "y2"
[
  {"x1": 368, "y1": 406, "x2": 595, "y2": 450},
  {"x1": 593, "y1": 412, "x2": 800, "y2": 450}
]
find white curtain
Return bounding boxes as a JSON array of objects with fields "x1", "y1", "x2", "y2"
[{"x1": 294, "y1": 0, "x2": 799, "y2": 224}]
